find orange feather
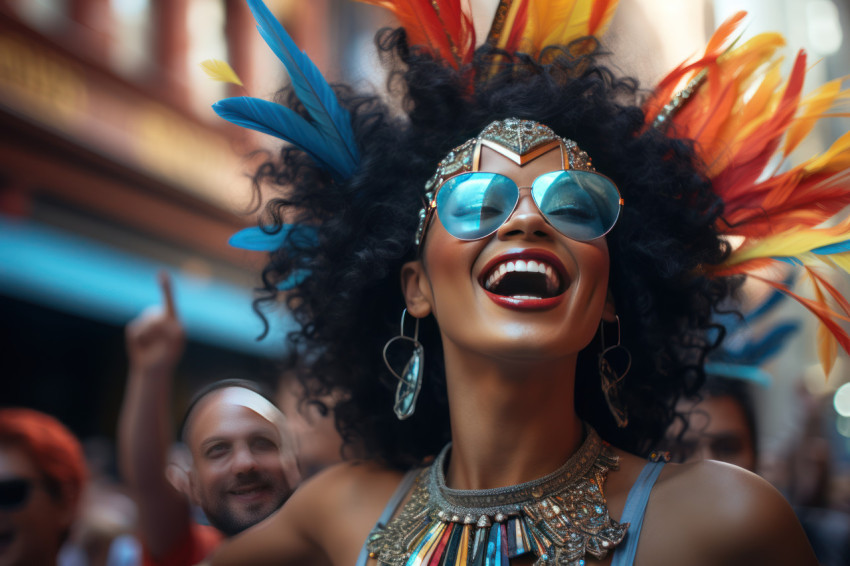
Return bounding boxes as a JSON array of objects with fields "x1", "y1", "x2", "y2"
[
  {"x1": 747, "y1": 272, "x2": 850, "y2": 355},
  {"x1": 784, "y1": 78, "x2": 846, "y2": 157},
  {"x1": 650, "y1": 12, "x2": 850, "y2": 361},
  {"x1": 806, "y1": 267, "x2": 847, "y2": 376}
]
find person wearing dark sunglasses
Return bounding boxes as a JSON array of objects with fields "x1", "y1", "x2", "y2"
[{"x1": 0, "y1": 408, "x2": 87, "y2": 566}]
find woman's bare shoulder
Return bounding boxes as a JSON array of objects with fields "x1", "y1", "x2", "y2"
[
  {"x1": 287, "y1": 460, "x2": 410, "y2": 564},
  {"x1": 640, "y1": 460, "x2": 818, "y2": 565},
  {"x1": 294, "y1": 460, "x2": 402, "y2": 508},
  {"x1": 294, "y1": 459, "x2": 407, "y2": 505}
]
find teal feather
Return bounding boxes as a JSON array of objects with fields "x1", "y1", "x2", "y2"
[
  {"x1": 229, "y1": 225, "x2": 318, "y2": 290},
  {"x1": 241, "y1": 0, "x2": 358, "y2": 178},
  {"x1": 214, "y1": 96, "x2": 352, "y2": 179},
  {"x1": 228, "y1": 225, "x2": 318, "y2": 251},
  {"x1": 703, "y1": 363, "x2": 772, "y2": 386},
  {"x1": 277, "y1": 269, "x2": 311, "y2": 291},
  {"x1": 811, "y1": 238, "x2": 850, "y2": 255}
]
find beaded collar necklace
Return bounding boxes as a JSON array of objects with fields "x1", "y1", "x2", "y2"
[{"x1": 366, "y1": 426, "x2": 628, "y2": 565}]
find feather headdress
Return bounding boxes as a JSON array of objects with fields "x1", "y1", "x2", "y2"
[
  {"x1": 207, "y1": 0, "x2": 358, "y2": 287},
  {"x1": 355, "y1": 0, "x2": 618, "y2": 68},
  {"x1": 645, "y1": 12, "x2": 850, "y2": 373},
  {"x1": 213, "y1": 0, "x2": 359, "y2": 181}
]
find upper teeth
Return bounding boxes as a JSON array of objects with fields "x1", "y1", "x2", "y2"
[{"x1": 484, "y1": 259, "x2": 560, "y2": 294}]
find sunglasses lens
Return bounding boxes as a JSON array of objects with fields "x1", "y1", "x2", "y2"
[
  {"x1": 0, "y1": 478, "x2": 31, "y2": 509},
  {"x1": 532, "y1": 171, "x2": 621, "y2": 241},
  {"x1": 436, "y1": 172, "x2": 519, "y2": 240}
]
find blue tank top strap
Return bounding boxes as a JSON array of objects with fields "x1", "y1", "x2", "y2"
[
  {"x1": 610, "y1": 460, "x2": 665, "y2": 566},
  {"x1": 355, "y1": 468, "x2": 421, "y2": 566}
]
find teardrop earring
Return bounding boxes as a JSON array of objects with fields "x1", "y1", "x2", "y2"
[
  {"x1": 382, "y1": 309, "x2": 425, "y2": 420},
  {"x1": 598, "y1": 315, "x2": 630, "y2": 428}
]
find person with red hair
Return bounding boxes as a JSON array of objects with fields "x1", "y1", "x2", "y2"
[{"x1": 0, "y1": 408, "x2": 88, "y2": 566}]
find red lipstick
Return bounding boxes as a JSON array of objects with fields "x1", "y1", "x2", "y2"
[{"x1": 478, "y1": 248, "x2": 570, "y2": 311}]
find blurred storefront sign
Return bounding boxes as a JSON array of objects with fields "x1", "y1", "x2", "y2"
[{"x1": 0, "y1": 22, "x2": 245, "y2": 211}]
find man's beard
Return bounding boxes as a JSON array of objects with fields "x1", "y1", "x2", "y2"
[{"x1": 202, "y1": 472, "x2": 289, "y2": 536}]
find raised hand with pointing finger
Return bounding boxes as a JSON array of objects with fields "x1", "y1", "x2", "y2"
[
  {"x1": 125, "y1": 271, "x2": 186, "y2": 379},
  {"x1": 119, "y1": 271, "x2": 199, "y2": 562}
]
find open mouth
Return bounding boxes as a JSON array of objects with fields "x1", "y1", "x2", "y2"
[{"x1": 481, "y1": 256, "x2": 567, "y2": 299}]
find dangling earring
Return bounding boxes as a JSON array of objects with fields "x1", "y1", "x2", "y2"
[
  {"x1": 598, "y1": 315, "x2": 630, "y2": 428},
  {"x1": 382, "y1": 309, "x2": 424, "y2": 420}
]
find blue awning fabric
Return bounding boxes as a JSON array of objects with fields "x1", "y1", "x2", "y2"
[{"x1": 0, "y1": 215, "x2": 290, "y2": 357}]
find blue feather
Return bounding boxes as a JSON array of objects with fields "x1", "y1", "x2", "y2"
[
  {"x1": 720, "y1": 322, "x2": 800, "y2": 365},
  {"x1": 214, "y1": 97, "x2": 352, "y2": 179},
  {"x1": 811, "y1": 238, "x2": 850, "y2": 255},
  {"x1": 277, "y1": 269, "x2": 311, "y2": 291},
  {"x1": 228, "y1": 225, "x2": 316, "y2": 290},
  {"x1": 770, "y1": 238, "x2": 850, "y2": 264},
  {"x1": 246, "y1": 0, "x2": 358, "y2": 177},
  {"x1": 229, "y1": 225, "x2": 319, "y2": 251},
  {"x1": 704, "y1": 363, "x2": 772, "y2": 386},
  {"x1": 744, "y1": 279, "x2": 794, "y2": 322}
]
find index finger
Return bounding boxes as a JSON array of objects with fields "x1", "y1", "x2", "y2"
[{"x1": 158, "y1": 270, "x2": 178, "y2": 319}]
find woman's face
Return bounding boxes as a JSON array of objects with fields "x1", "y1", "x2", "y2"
[{"x1": 410, "y1": 145, "x2": 613, "y2": 362}]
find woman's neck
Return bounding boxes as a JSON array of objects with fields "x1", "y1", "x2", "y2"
[{"x1": 442, "y1": 344, "x2": 584, "y2": 491}]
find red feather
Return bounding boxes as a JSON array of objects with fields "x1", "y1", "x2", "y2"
[
  {"x1": 588, "y1": 0, "x2": 615, "y2": 35},
  {"x1": 356, "y1": 1, "x2": 476, "y2": 67},
  {"x1": 504, "y1": 0, "x2": 529, "y2": 53}
]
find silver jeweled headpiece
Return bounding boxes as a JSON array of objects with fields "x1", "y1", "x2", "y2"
[{"x1": 415, "y1": 118, "x2": 596, "y2": 246}]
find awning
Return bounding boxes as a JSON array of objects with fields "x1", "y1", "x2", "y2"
[{"x1": 0, "y1": 215, "x2": 290, "y2": 357}]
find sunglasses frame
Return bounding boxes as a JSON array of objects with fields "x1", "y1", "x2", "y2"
[
  {"x1": 0, "y1": 477, "x2": 34, "y2": 510},
  {"x1": 419, "y1": 138, "x2": 624, "y2": 247},
  {"x1": 433, "y1": 169, "x2": 623, "y2": 243}
]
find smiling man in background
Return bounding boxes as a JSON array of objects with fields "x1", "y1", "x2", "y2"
[{"x1": 118, "y1": 273, "x2": 299, "y2": 566}]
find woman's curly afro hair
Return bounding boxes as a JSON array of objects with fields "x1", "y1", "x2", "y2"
[{"x1": 250, "y1": 29, "x2": 738, "y2": 469}]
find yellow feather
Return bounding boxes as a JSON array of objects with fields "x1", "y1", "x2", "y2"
[
  {"x1": 200, "y1": 59, "x2": 244, "y2": 87},
  {"x1": 814, "y1": 254, "x2": 850, "y2": 279},
  {"x1": 783, "y1": 79, "x2": 844, "y2": 156},
  {"x1": 521, "y1": 0, "x2": 617, "y2": 54},
  {"x1": 737, "y1": 61, "x2": 783, "y2": 126},
  {"x1": 725, "y1": 216, "x2": 850, "y2": 267},
  {"x1": 734, "y1": 63, "x2": 783, "y2": 139},
  {"x1": 804, "y1": 129, "x2": 850, "y2": 174},
  {"x1": 829, "y1": 252, "x2": 850, "y2": 275},
  {"x1": 712, "y1": 62, "x2": 783, "y2": 168}
]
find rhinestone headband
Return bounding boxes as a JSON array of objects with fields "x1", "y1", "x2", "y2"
[{"x1": 415, "y1": 118, "x2": 597, "y2": 246}]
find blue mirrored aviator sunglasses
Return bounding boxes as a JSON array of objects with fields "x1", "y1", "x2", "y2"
[{"x1": 431, "y1": 170, "x2": 623, "y2": 242}]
